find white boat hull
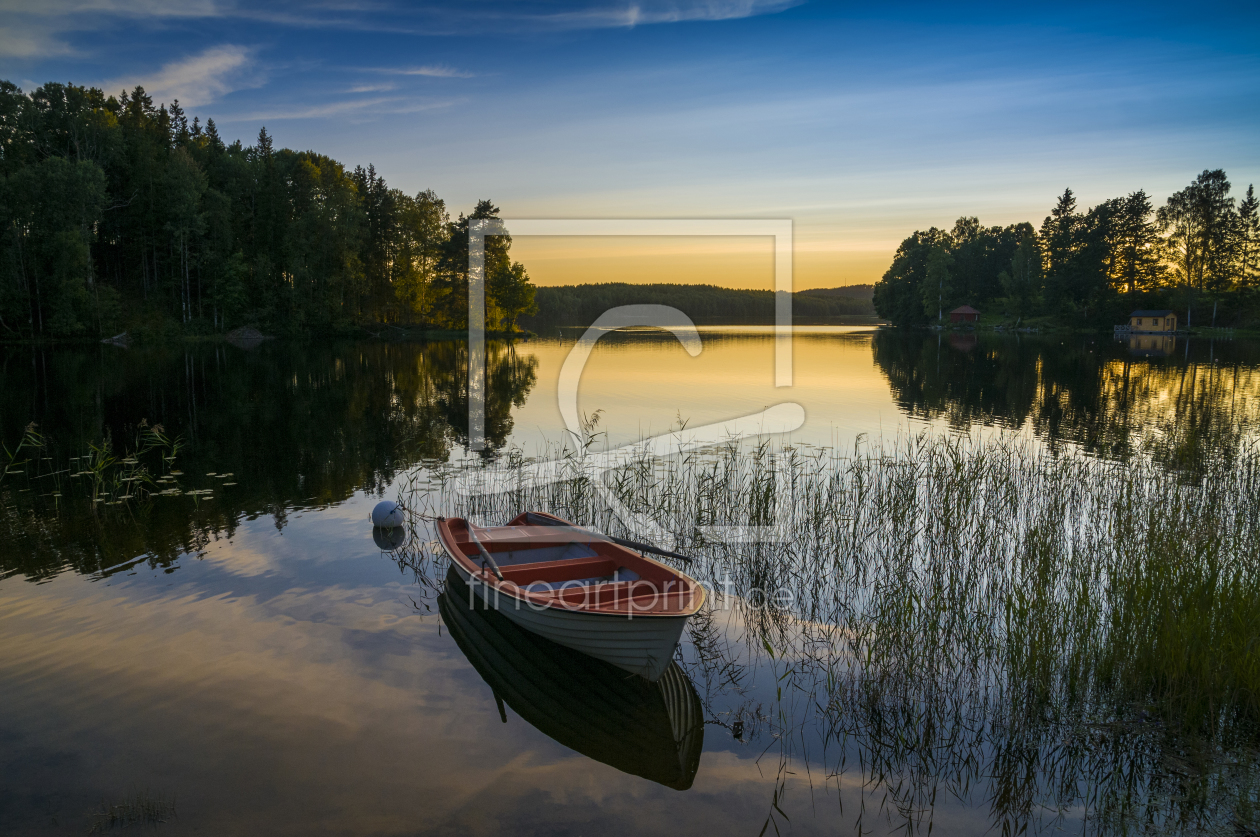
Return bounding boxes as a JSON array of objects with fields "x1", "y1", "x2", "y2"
[{"x1": 450, "y1": 561, "x2": 688, "y2": 682}]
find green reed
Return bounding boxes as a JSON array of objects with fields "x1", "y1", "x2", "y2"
[
  {"x1": 401, "y1": 431, "x2": 1260, "y2": 833},
  {"x1": 0, "y1": 420, "x2": 182, "y2": 508},
  {"x1": 418, "y1": 434, "x2": 1260, "y2": 737},
  {"x1": 0, "y1": 422, "x2": 44, "y2": 488},
  {"x1": 89, "y1": 789, "x2": 176, "y2": 831}
]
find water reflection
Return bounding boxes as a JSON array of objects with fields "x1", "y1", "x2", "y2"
[
  {"x1": 372, "y1": 525, "x2": 409, "y2": 551},
  {"x1": 872, "y1": 329, "x2": 1260, "y2": 458},
  {"x1": 3, "y1": 330, "x2": 1259, "y2": 586},
  {"x1": 1128, "y1": 334, "x2": 1176, "y2": 357},
  {"x1": 4, "y1": 330, "x2": 1260, "y2": 834},
  {"x1": 0, "y1": 340, "x2": 536, "y2": 581},
  {"x1": 439, "y1": 569, "x2": 705, "y2": 791}
]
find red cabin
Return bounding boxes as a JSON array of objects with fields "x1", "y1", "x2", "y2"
[{"x1": 949, "y1": 305, "x2": 979, "y2": 323}]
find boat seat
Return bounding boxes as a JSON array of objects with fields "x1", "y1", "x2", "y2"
[
  {"x1": 481, "y1": 541, "x2": 598, "y2": 567},
  {"x1": 522, "y1": 567, "x2": 641, "y2": 592}
]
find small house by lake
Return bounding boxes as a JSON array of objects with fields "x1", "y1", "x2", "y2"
[
  {"x1": 949, "y1": 305, "x2": 980, "y2": 324},
  {"x1": 1126, "y1": 310, "x2": 1177, "y2": 333}
]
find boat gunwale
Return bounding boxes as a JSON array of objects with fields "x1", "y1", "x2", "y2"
[{"x1": 437, "y1": 516, "x2": 706, "y2": 619}]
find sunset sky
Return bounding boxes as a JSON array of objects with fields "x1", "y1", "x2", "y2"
[{"x1": 3, "y1": 0, "x2": 1258, "y2": 289}]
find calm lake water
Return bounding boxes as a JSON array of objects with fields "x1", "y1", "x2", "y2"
[{"x1": 2, "y1": 327, "x2": 1258, "y2": 835}]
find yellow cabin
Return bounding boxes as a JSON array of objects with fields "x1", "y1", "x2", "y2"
[{"x1": 1128, "y1": 309, "x2": 1177, "y2": 333}]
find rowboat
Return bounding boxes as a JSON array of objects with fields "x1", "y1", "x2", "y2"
[
  {"x1": 435, "y1": 511, "x2": 705, "y2": 682},
  {"x1": 440, "y1": 569, "x2": 705, "y2": 789}
]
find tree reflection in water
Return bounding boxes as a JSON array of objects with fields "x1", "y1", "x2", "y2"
[
  {"x1": 0, "y1": 340, "x2": 537, "y2": 581},
  {"x1": 873, "y1": 329, "x2": 1260, "y2": 469}
]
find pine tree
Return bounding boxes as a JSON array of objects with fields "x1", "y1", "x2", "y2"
[
  {"x1": 1040, "y1": 188, "x2": 1081, "y2": 309},
  {"x1": 1114, "y1": 190, "x2": 1162, "y2": 294},
  {"x1": 1236, "y1": 185, "x2": 1258, "y2": 288},
  {"x1": 170, "y1": 99, "x2": 189, "y2": 144},
  {"x1": 256, "y1": 126, "x2": 273, "y2": 159},
  {"x1": 204, "y1": 118, "x2": 223, "y2": 150}
]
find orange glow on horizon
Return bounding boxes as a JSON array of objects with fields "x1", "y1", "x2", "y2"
[{"x1": 509, "y1": 236, "x2": 888, "y2": 290}]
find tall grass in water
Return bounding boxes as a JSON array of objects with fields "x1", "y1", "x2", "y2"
[
  {"x1": 89, "y1": 790, "x2": 176, "y2": 831},
  {"x1": 0, "y1": 420, "x2": 182, "y2": 507},
  {"x1": 0, "y1": 422, "x2": 46, "y2": 488},
  {"x1": 404, "y1": 432, "x2": 1260, "y2": 833}
]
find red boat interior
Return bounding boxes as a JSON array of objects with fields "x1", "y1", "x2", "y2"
[{"x1": 437, "y1": 515, "x2": 701, "y2": 615}]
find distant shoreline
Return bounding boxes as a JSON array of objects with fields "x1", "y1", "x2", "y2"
[
  {"x1": 8, "y1": 322, "x2": 1260, "y2": 347},
  {"x1": 521, "y1": 282, "x2": 877, "y2": 329}
]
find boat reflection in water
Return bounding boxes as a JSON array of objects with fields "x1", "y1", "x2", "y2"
[{"x1": 439, "y1": 569, "x2": 705, "y2": 790}]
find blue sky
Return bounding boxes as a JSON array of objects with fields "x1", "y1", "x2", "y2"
[{"x1": 2, "y1": 1, "x2": 1258, "y2": 287}]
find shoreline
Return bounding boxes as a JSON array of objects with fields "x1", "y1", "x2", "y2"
[{"x1": 5, "y1": 321, "x2": 1260, "y2": 347}]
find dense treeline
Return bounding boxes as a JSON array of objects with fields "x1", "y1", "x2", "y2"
[
  {"x1": 874, "y1": 172, "x2": 1260, "y2": 329},
  {"x1": 0, "y1": 80, "x2": 536, "y2": 340},
  {"x1": 523, "y1": 283, "x2": 875, "y2": 327}
]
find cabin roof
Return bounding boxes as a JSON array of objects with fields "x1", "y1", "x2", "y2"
[
  {"x1": 950, "y1": 305, "x2": 980, "y2": 314},
  {"x1": 1129, "y1": 309, "x2": 1174, "y2": 317}
]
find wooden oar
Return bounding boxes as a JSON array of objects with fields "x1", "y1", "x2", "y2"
[
  {"x1": 603, "y1": 534, "x2": 695, "y2": 564},
  {"x1": 465, "y1": 525, "x2": 506, "y2": 582}
]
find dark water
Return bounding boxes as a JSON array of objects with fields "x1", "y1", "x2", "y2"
[{"x1": 1, "y1": 329, "x2": 1257, "y2": 834}]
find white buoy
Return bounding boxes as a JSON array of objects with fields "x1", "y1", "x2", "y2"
[{"x1": 371, "y1": 500, "x2": 405, "y2": 528}]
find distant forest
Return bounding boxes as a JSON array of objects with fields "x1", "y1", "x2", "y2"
[
  {"x1": 874, "y1": 172, "x2": 1260, "y2": 329},
  {"x1": 0, "y1": 80, "x2": 536, "y2": 340},
  {"x1": 523, "y1": 283, "x2": 875, "y2": 327}
]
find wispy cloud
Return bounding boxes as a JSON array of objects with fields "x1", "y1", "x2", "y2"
[
  {"x1": 347, "y1": 82, "x2": 398, "y2": 93},
  {"x1": 229, "y1": 0, "x2": 801, "y2": 35},
  {"x1": 530, "y1": 0, "x2": 802, "y2": 29},
  {"x1": 233, "y1": 96, "x2": 394, "y2": 121},
  {"x1": 0, "y1": 24, "x2": 72, "y2": 59},
  {"x1": 0, "y1": 0, "x2": 798, "y2": 59},
  {"x1": 1, "y1": 0, "x2": 220, "y2": 16},
  {"x1": 103, "y1": 45, "x2": 256, "y2": 106},
  {"x1": 221, "y1": 96, "x2": 455, "y2": 122},
  {"x1": 382, "y1": 65, "x2": 476, "y2": 78},
  {"x1": 0, "y1": 0, "x2": 222, "y2": 58}
]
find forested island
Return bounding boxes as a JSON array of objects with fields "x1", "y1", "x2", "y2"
[
  {"x1": 523, "y1": 283, "x2": 874, "y2": 327},
  {"x1": 874, "y1": 173, "x2": 1260, "y2": 330},
  {"x1": 0, "y1": 80, "x2": 537, "y2": 341}
]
